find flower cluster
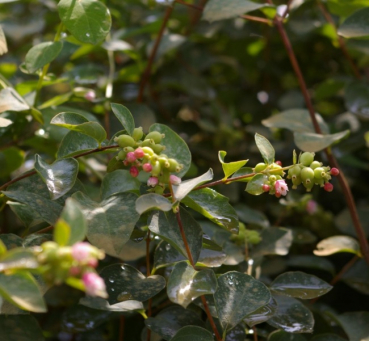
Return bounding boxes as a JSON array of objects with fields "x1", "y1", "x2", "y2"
[
  {"x1": 38, "y1": 241, "x2": 107, "y2": 298},
  {"x1": 114, "y1": 129, "x2": 184, "y2": 193}
]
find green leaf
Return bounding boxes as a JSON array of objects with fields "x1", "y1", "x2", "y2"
[
  {"x1": 172, "y1": 169, "x2": 213, "y2": 202},
  {"x1": 218, "y1": 150, "x2": 248, "y2": 180},
  {"x1": 313, "y1": 236, "x2": 361, "y2": 256},
  {"x1": 182, "y1": 188, "x2": 239, "y2": 234},
  {"x1": 335, "y1": 311, "x2": 369, "y2": 341},
  {"x1": 38, "y1": 92, "x2": 73, "y2": 110},
  {"x1": 214, "y1": 272, "x2": 271, "y2": 332},
  {"x1": 0, "y1": 315, "x2": 45, "y2": 341},
  {"x1": 57, "y1": 131, "x2": 99, "y2": 158},
  {"x1": 344, "y1": 81, "x2": 369, "y2": 118},
  {"x1": 135, "y1": 194, "x2": 172, "y2": 215},
  {"x1": 312, "y1": 334, "x2": 347, "y2": 341},
  {"x1": 59, "y1": 197, "x2": 87, "y2": 245},
  {"x1": 244, "y1": 296, "x2": 277, "y2": 327},
  {"x1": 0, "y1": 272, "x2": 46, "y2": 313},
  {"x1": 145, "y1": 306, "x2": 204, "y2": 340},
  {"x1": 338, "y1": 7, "x2": 369, "y2": 38},
  {"x1": 58, "y1": 0, "x2": 111, "y2": 44},
  {"x1": 0, "y1": 234, "x2": 23, "y2": 249},
  {"x1": 72, "y1": 192, "x2": 140, "y2": 259},
  {"x1": 255, "y1": 133, "x2": 275, "y2": 165},
  {"x1": 79, "y1": 296, "x2": 144, "y2": 313},
  {"x1": 148, "y1": 209, "x2": 203, "y2": 264},
  {"x1": 270, "y1": 271, "x2": 333, "y2": 299},
  {"x1": 267, "y1": 295, "x2": 314, "y2": 333},
  {"x1": 53, "y1": 218, "x2": 71, "y2": 246},
  {"x1": 0, "y1": 249, "x2": 38, "y2": 272},
  {"x1": 262, "y1": 109, "x2": 329, "y2": 134},
  {"x1": 202, "y1": 0, "x2": 266, "y2": 23},
  {"x1": 24, "y1": 41, "x2": 63, "y2": 73},
  {"x1": 341, "y1": 259, "x2": 369, "y2": 295},
  {"x1": 0, "y1": 239, "x2": 6, "y2": 257},
  {"x1": 268, "y1": 330, "x2": 307, "y2": 341},
  {"x1": 234, "y1": 204, "x2": 270, "y2": 228},
  {"x1": 100, "y1": 169, "x2": 141, "y2": 200},
  {"x1": 230, "y1": 167, "x2": 254, "y2": 182},
  {"x1": 167, "y1": 262, "x2": 217, "y2": 308},
  {"x1": 51, "y1": 112, "x2": 106, "y2": 144},
  {"x1": 0, "y1": 88, "x2": 29, "y2": 113},
  {"x1": 252, "y1": 228, "x2": 293, "y2": 257},
  {"x1": 0, "y1": 147, "x2": 25, "y2": 178},
  {"x1": 287, "y1": 256, "x2": 335, "y2": 275},
  {"x1": 147, "y1": 34, "x2": 186, "y2": 60},
  {"x1": 327, "y1": 0, "x2": 369, "y2": 18},
  {"x1": 245, "y1": 174, "x2": 269, "y2": 195},
  {"x1": 111, "y1": 103, "x2": 135, "y2": 136},
  {"x1": 293, "y1": 130, "x2": 350, "y2": 152},
  {"x1": 149, "y1": 123, "x2": 192, "y2": 178},
  {"x1": 34, "y1": 154, "x2": 79, "y2": 200},
  {"x1": 100, "y1": 264, "x2": 166, "y2": 304},
  {"x1": 171, "y1": 326, "x2": 214, "y2": 341}
]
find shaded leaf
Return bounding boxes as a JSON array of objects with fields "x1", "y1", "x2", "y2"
[
  {"x1": 344, "y1": 81, "x2": 369, "y2": 118},
  {"x1": 234, "y1": 204, "x2": 270, "y2": 228},
  {"x1": 167, "y1": 262, "x2": 217, "y2": 308},
  {"x1": 214, "y1": 271, "x2": 271, "y2": 332},
  {"x1": 252, "y1": 228, "x2": 293, "y2": 257},
  {"x1": 314, "y1": 236, "x2": 361, "y2": 256},
  {"x1": 25, "y1": 41, "x2": 62, "y2": 73},
  {"x1": 287, "y1": 256, "x2": 335, "y2": 275},
  {"x1": 34, "y1": 154, "x2": 79, "y2": 200},
  {"x1": 135, "y1": 194, "x2": 172, "y2": 215},
  {"x1": 218, "y1": 150, "x2": 248, "y2": 179},
  {"x1": 0, "y1": 147, "x2": 25, "y2": 178},
  {"x1": 111, "y1": 103, "x2": 135, "y2": 135},
  {"x1": 171, "y1": 326, "x2": 213, "y2": 341},
  {"x1": 0, "y1": 315, "x2": 45, "y2": 341},
  {"x1": 101, "y1": 169, "x2": 141, "y2": 200},
  {"x1": 341, "y1": 259, "x2": 369, "y2": 295},
  {"x1": 268, "y1": 330, "x2": 307, "y2": 341},
  {"x1": 147, "y1": 34, "x2": 186, "y2": 59},
  {"x1": 244, "y1": 296, "x2": 277, "y2": 327},
  {"x1": 255, "y1": 133, "x2": 275, "y2": 165},
  {"x1": 338, "y1": 7, "x2": 369, "y2": 38},
  {"x1": 80, "y1": 296, "x2": 144, "y2": 313},
  {"x1": 335, "y1": 312, "x2": 369, "y2": 341},
  {"x1": 57, "y1": 131, "x2": 99, "y2": 159}
]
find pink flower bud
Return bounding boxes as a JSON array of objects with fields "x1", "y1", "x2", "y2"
[
  {"x1": 72, "y1": 242, "x2": 94, "y2": 262},
  {"x1": 126, "y1": 152, "x2": 136, "y2": 163},
  {"x1": 324, "y1": 182, "x2": 333, "y2": 192},
  {"x1": 87, "y1": 258, "x2": 98, "y2": 268},
  {"x1": 142, "y1": 163, "x2": 153, "y2": 172},
  {"x1": 130, "y1": 166, "x2": 139, "y2": 177},
  {"x1": 169, "y1": 175, "x2": 181, "y2": 185},
  {"x1": 147, "y1": 176, "x2": 159, "y2": 187},
  {"x1": 69, "y1": 266, "x2": 81, "y2": 276},
  {"x1": 274, "y1": 180, "x2": 288, "y2": 196},
  {"x1": 275, "y1": 161, "x2": 282, "y2": 166},
  {"x1": 134, "y1": 148, "x2": 145, "y2": 159},
  {"x1": 82, "y1": 272, "x2": 107, "y2": 298},
  {"x1": 84, "y1": 90, "x2": 96, "y2": 101},
  {"x1": 306, "y1": 200, "x2": 317, "y2": 215},
  {"x1": 330, "y1": 168, "x2": 339, "y2": 176},
  {"x1": 262, "y1": 184, "x2": 270, "y2": 192}
]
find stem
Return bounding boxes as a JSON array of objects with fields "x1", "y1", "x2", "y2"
[
  {"x1": 119, "y1": 316, "x2": 125, "y2": 341},
  {"x1": 252, "y1": 327, "x2": 258, "y2": 341},
  {"x1": 316, "y1": 0, "x2": 361, "y2": 79},
  {"x1": 281, "y1": 0, "x2": 294, "y2": 19},
  {"x1": 146, "y1": 231, "x2": 152, "y2": 341},
  {"x1": 0, "y1": 145, "x2": 119, "y2": 191},
  {"x1": 104, "y1": 38, "x2": 115, "y2": 139},
  {"x1": 36, "y1": 225, "x2": 54, "y2": 234},
  {"x1": 268, "y1": 2, "x2": 369, "y2": 264},
  {"x1": 137, "y1": 5, "x2": 174, "y2": 103}
]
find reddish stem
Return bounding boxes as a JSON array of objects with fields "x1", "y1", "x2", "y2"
[
  {"x1": 119, "y1": 316, "x2": 125, "y2": 341},
  {"x1": 241, "y1": 15, "x2": 272, "y2": 25}
]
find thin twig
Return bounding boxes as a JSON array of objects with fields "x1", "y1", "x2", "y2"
[
  {"x1": 36, "y1": 225, "x2": 54, "y2": 234},
  {"x1": 267, "y1": 0, "x2": 369, "y2": 264},
  {"x1": 137, "y1": 5, "x2": 174, "y2": 103},
  {"x1": 119, "y1": 316, "x2": 125, "y2": 341},
  {"x1": 146, "y1": 231, "x2": 152, "y2": 341}
]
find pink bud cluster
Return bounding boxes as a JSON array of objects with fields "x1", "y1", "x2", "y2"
[{"x1": 262, "y1": 179, "x2": 289, "y2": 198}]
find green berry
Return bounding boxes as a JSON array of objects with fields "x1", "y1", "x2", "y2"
[
  {"x1": 310, "y1": 161, "x2": 322, "y2": 169},
  {"x1": 152, "y1": 144, "x2": 166, "y2": 154},
  {"x1": 254, "y1": 163, "x2": 267, "y2": 173},
  {"x1": 151, "y1": 161, "x2": 161, "y2": 177},
  {"x1": 168, "y1": 158, "x2": 180, "y2": 172},
  {"x1": 270, "y1": 163, "x2": 284, "y2": 176},
  {"x1": 158, "y1": 156, "x2": 170, "y2": 168},
  {"x1": 123, "y1": 146, "x2": 134, "y2": 153},
  {"x1": 292, "y1": 175, "x2": 302, "y2": 189},
  {"x1": 303, "y1": 180, "x2": 315, "y2": 192},
  {"x1": 132, "y1": 127, "x2": 143, "y2": 141},
  {"x1": 313, "y1": 167, "x2": 326, "y2": 180},
  {"x1": 145, "y1": 131, "x2": 164, "y2": 144},
  {"x1": 141, "y1": 147, "x2": 154, "y2": 156},
  {"x1": 269, "y1": 175, "x2": 277, "y2": 182},
  {"x1": 116, "y1": 135, "x2": 136, "y2": 148},
  {"x1": 117, "y1": 150, "x2": 127, "y2": 160},
  {"x1": 288, "y1": 165, "x2": 301, "y2": 179},
  {"x1": 300, "y1": 152, "x2": 315, "y2": 166},
  {"x1": 245, "y1": 230, "x2": 261, "y2": 244},
  {"x1": 301, "y1": 167, "x2": 314, "y2": 182},
  {"x1": 141, "y1": 139, "x2": 155, "y2": 147}
]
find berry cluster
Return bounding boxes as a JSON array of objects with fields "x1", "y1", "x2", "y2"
[
  {"x1": 287, "y1": 152, "x2": 339, "y2": 192},
  {"x1": 114, "y1": 128, "x2": 184, "y2": 193}
]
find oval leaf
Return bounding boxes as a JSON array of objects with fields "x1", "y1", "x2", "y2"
[
  {"x1": 135, "y1": 194, "x2": 172, "y2": 215},
  {"x1": 101, "y1": 169, "x2": 141, "y2": 200},
  {"x1": 294, "y1": 130, "x2": 350, "y2": 152},
  {"x1": 270, "y1": 271, "x2": 333, "y2": 299},
  {"x1": 244, "y1": 296, "x2": 277, "y2": 327},
  {"x1": 255, "y1": 133, "x2": 275, "y2": 165},
  {"x1": 314, "y1": 236, "x2": 361, "y2": 256},
  {"x1": 57, "y1": 131, "x2": 99, "y2": 158},
  {"x1": 111, "y1": 103, "x2": 135, "y2": 136},
  {"x1": 171, "y1": 326, "x2": 213, "y2": 341},
  {"x1": 25, "y1": 41, "x2": 63, "y2": 73},
  {"x1": 338, "y1": 7, "x2": 369, "y2": 38}
]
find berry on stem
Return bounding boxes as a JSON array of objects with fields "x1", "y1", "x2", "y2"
[
  {"x1": 275, "y1": 161, "x2": 282, "y2": 166},
  {"x1": 262, "y1": 184, "x2": 270, "y2": 192},
  {"x1": 142, "y1": 163, "x2": 153, "y2": 172},
  {"x1": 130, "y1": 166, "x2": 139, "y2": 177},
  {"x1": 330, "y1": 168, "x2": 340, "y2": 176},
  {"x1": 134, "y1": 147, "x2": 145, "y2": 159},
  {"x1": 126, "y1": 152, "x2": 136, "y2": 163},
  {"x1": 324, "y1": 182, "x2": 334, "y2": 192}
]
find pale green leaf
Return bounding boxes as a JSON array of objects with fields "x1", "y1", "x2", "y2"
[{"x1": 25, "y1": 41, "x2": 63, "y2": 73}]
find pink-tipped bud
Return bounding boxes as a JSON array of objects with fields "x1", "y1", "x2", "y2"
[
  {"x1": 87, "y1": 258, "x2": 98, "y2": 268},
  {"x1": 134, "y1": 148, "x2": 145, "y2": 159},
  {"x1": 84, "y1": 90, "x2": 96, "y2": 101},
  {"x1": 306, "y1": 200, "x2": 318, "y2": 215},
  {"x1": 169, "y1": 175, "x2": 182, "y2": 185},
  {"x1": 330, "y1": 168, "x2": 339, "y2": 176},
  {"x1": 275, "y1": 161, "x2": 282, "y2": 166},
  {"x1": 69, "y1": 266, "x2": 81, "y2": 276},
  {"x1": 147, "y1": 176, "x2": 159, "y2": 187},
  {"x1": 72, "y1": 242, "x2": 94, "y2": 263},
  {"x1": 262, "y1": 184, "x2": 270, "y2": 192},
  {"x1": 142, "y1": 163, "x2": 153, "y2": 172},
  {"x1": 130, "y1": 166, "x2": 139, "y2": 177},
  {"x1": 82, "y1": 272, "x2": 107, "y2": 298},
  {"x1": 123, "y1": 160, "x2": 129, "y2": 166},
  {"x1": 324, "y1": 182, "x2": 333, "y2": 192},
  {"x1": 275, "y1": 191, "x2": 281, "y2": 198},
  {"x1": 126, "y1": 152, "x2": 136, "y2": 163}
]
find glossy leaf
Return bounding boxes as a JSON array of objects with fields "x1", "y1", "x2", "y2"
[
  {"x1": 202, "y1": 0, "x2": 265, "y2": 22},
  {"x1": 0, "y1": 272, "x2": 46, "y2": 313},
  {"x1": 100, "y1": 169, "x2": 141, "y2": 200},
  {"x1": 58, "y1": 0, "x2": 112, "y2": 44},
  {"x1": 80, "y1": 296, "x2": 144, "y2": 313},
  {"x1": 148, "y1": 209, "x2": 203, "y2": 264},
  {"x1": 0, "y1": 249, "x2": 38, "y2": 272},
  {"x1": 267, "y1": 295, "x2": 314, "y2": 333},
  {"x1": 0, "y1": 88, "x2": 29, "y2": 113},
  {"x1": 0, "y1": 315, "x2": 45, "y2": 341},
  {"x1": 244, "y1": 296, "x2": 277, "y2": 327},
  {"x1": 338, "y1": 8, "x2": 369, "y2": 38},
  {"x1": 72, "y1": 192, "x2": 140, "y2": 259},
  {"x1": 293, "y1": 130, "x2": 350, "y2": 153},
  {"x1": 246, "y1": 174, "x2": 269, "y2": 195},
  {"x1": 255, "y1": 133, "x2": 275, "y2": 165},
  {"x1": 268, "y1": 330, "x2": 307, "y2": 341},
  {"x1": 111, "y1": 103, "x2": 135, "y2": 135},
  {"x1": 182, "y1": 188, "x2": 238, "y2": 234},
  {"x1": 218, "y1": 150, "x2": 248, "y2": 179},
  {"x1": 234, "y1": 204, "x2": 270, "y2": 228},
  {"x1": 214, "y1": 272, "x2": 271, "y2": 332},
  {"x1": 0, "y1": 234, "x2": 22, "y2": 249},
  {"x1": 100, "y1": 264, "x2": 166, "y2": 304},
  {"x1": 135, "y1": 194, "x2": 172, "y2": 215},
  {"x1": 25, "y1": 41, "x2": 62, "y2": 73},
  {"x1": 57, "y1": 131, "x2": 99, "y2": 158},
  {"x1": 313, "y1": 236, "x2": 361, "y2": 256},
  {"x1": 145, "y1": 306, "x2": 203, "y2": 340},
  {"x1": 341, "y1": 259, "x2": 369, "y2": 295},
  {"x1": 34, "y1": 154, "x2": 79, "y2": 200},
  {"x1": 171, "y1": 326, "x2": 213, "y2": 341},
  {"x1": 262, "y1": 109, "x2": 329, "y2": 134},
  {"x1": 149, "y1": 123, "x2": 191, "y2": 178},
  {"x1": 167, "y1": 262, "x2": 217, "y2": 308},
  {"x1": 335, "y1": 311, "x2": 369, "y2": 341},
  {"x1": 270, "y1": 271, "x2": 333, "y2": 299},
  {"x1": 51, "y1": 112, "x2": 106, "y2": 144},
  {"x1": 252, "y1": 228, "x2": 293, "y2": 257},
  {"x1": 172, "y1": 169, "x2": 213, "y2": 202}
]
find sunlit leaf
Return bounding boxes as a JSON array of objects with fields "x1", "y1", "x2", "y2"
[
  {"x1": 135, "y1": 194, "x2": 172, "y2": 215},
  {"x1": 314, "y1": 236, "x2": 361, "y2": 256}
]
